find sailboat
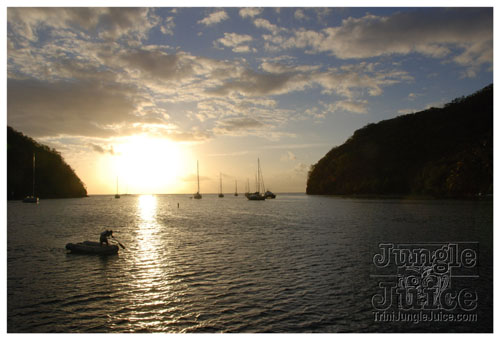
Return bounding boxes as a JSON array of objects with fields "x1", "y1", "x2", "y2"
[
  {"x1": 247, "y1": 158, "x2": 266, "y2": 200},
  {"x1": 234, "y1": 180, "x2": 238, "y2": 196},
  {"x1": 218, "y1": 172, "x2": 224, "y2": 198},
  {"x1": 245, "y1": 178, "x2": 250, "y2": 198},
  {"x1": 114, "y1": 177, "x2": 120, "y2": 198},
  {"x1": 194, "y1": 160, "x2": 202, "y2": 199},
  {"x1": 23, "y1": 153, "x2": 39, "y2": 203}
]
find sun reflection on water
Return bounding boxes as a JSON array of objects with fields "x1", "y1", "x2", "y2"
[
  {"x1": 127, "y1": 194, "x2": 172, "y2": 330},
  {"x1": 136, "y1": 194, "x2": 160, "y2": 265},
  {"x1": 138, "y1": 194, "x2": 157, "y2": 224}
]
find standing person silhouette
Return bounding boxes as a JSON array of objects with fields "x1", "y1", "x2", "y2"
[{"x1": 100, "y1": 230, "x2": 113, "y2": 246}]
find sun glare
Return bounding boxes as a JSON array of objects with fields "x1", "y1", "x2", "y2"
[{"x1": 113, "y1": 135, "x2": 186, "y2": 194}]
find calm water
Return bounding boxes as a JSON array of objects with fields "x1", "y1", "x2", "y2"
[{"x1": 7, "y1": 194, "x2": 492, "y2": 332}]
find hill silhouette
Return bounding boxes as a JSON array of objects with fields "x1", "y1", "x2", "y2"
[
  {"x1": 7, "y1": 126, "x2": 87, "y2": 200},
  {"x1": 306, "y1": 84, "x2": 493, "y2": 198}
]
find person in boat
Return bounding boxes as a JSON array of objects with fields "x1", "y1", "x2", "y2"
[{"x1": 100, "y1": 230, "x2": 113, "y2": 246}]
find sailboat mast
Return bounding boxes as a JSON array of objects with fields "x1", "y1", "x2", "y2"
[
  {"x1": 116, "y1": 176, "x2": 118, "y2": 195},
  {"x1": 260, "y1": 163, "x2": 266, "y2": 193},
  {"x1": 197, "y1": 160, "x2": 200, "y2": 193},
  {"x1": 219, "y1": 173, "x2": 222, "y2": 194},
  {"x1": 257, "y1": 158, "x2": 261, "y2": 193},
  {"x1": 32, "y1": 153, "x2": 36, "y2": 197}
]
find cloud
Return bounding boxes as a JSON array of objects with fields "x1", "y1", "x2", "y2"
[
  {"x1": 304, "y1": 107, "x2": 326, "y2": 120},
  {"x1": 239, "y1": 8, "x2": 263, "y2": 18},
  {"x1": 293, "y1": 162, "x2": 309, "y2": 174},
  {"x1": 210, "y1": 111, "x2": 296, "y2": 141},
  {"x1": 7, "y1": 78, "x2": 140, "y2": 138},
  {"x1": 332, "y1": 100, "x2": 369, "y2": 114},
  {"x1": 398, "y1": 99, "x2": 446, "y2": 116},
  {"x1": 315, "y1": 9, "x2": 492, "y2": 59},
  {"x1": 308, "y1": 99, "x2": 371, "y2": 117},
  {"x1": 207, "y1": 61, "x2": 411, "y2": 100},
  {"x1": 264, "y1": 143, "x2": 329, "y2": 150},
  {"x1": 260, "y1": 61, "x2": 320, "y2": 74},
  {"x1": 118, "y1": 49, "x2": 196, "y2": 82},
  {"x1": 294, "y1": 9, "x2": 308, "y2": 21},
  {"x1": 253, "y1": 18, "x2": 284, "y2": 35},
  {"x1": 232, "y1": 45, "x2": 255, "y2": 53},
  {"x1": 7, "y1": 8, "x2": 426, "y2": 146},
  {"x1": 7, "y1": 75, "x2": 209, "y2": 142},
  {"x1": 398, "y1": 108, "x2": 416, "y2": 115},
  {"x1": 261, "y1": 8, "x2": 492, "y2": 73},
  {"x1": 165, "y1": 129, "x2": 212, "y2": 143},
  {"x1": 314, "y1": 8, "x2": 333, "y2": 26},
  {"x1": 215, "y1": 117, "x2": 264, "y2": 133},
  {"x1": 8, "y1": 7, "x2": 156, "y2": 42},
  {"x1": 314, "y1": 64, "x2": 413, "y2": 98},
  {"x1": 215, "y1": 33, "x2": 255, "y2": 53},
  {"x1": 7, "y1": 21, "x2": 411, "y2": 144},
  {"x1": 206, "y1": 69, "x2": 298, "y2": 97},
  {"x1": 194, "y1": 97, "x2": 282, "y2": 129},
  {"x1": 89, "y1": 143, "x2": 116, "y2": 155},
  {"x1": 217, "y1": 33, "x2": 253, "y2": 47},
  {"x1": 97, "y1": 8, "x2": 158, "y2": 40},
  {"x1": 198, "y1": 10, "x2": 229, "y2": 26},
  {"x1": 160, "y1": 16, "x2": 175, "y2": 35},
  {"x1": 280, "y1": 151, "x2": 297, "y2": 161}
]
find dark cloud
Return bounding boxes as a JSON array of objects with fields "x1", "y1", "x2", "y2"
[
  {"x1": 7, "y1": 76, "x2": 212, "y2": 142},
  {"x1": 206, "y1": 69, "x2": 295, "y2": 96},
  {"x1": 7, "y1": 78, "x2": 138, "y2": 138},
  {"x1": 215, "y1": 117, "x2": 264, "y2": 133},
  {"x1": 89, "y1": 143, "x2": 115, "y2": 155},
  {"x1": 275, "y1": 8, "x2": 492, "y2": 76},
  {"x1": 119, "y1": 50, "x2": 195, "y2": 81},
  {"x1": 7, "y1": 7, "x2": 492, "y2": 146},
  {"x1": 8, "y1": 7, "x2": 154, "y2": 41},
  {"x1": 319, "y1": 8, "x2": 492, "y2": 61},
  {"x1": 207, "y1": 61, "x2": 410, "y2": 100}
]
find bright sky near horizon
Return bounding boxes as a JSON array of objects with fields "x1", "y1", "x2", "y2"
[{"x1": 6, "y1": 5, "x2": 493, "y2": 194}]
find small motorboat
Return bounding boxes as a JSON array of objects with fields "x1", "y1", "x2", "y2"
[
  {"x1": 22, "y1": 196, "x2": 39, "y2": 203},
  {"x1": 66, "y1": 241, "x2": 119, "y2": 255},
  {"x1": 264, "y1": 190, "x2": 276, "y2": 199}
]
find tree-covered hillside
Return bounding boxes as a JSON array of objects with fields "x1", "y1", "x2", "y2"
[
  {"x1": 7, "y1": 126, "x2": 87, "y2": 200},
  {"x1": 306, "y1": 84, "x2": 493, "y2": 198}
]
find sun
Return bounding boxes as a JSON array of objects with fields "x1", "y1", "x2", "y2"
[{"x1": 113, "y1": 135, "x2": 185, "y2": 194}]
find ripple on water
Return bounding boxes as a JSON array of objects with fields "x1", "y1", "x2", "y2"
[{"x1": 7, "y1": 195, "x2": 493, "y2": 332}]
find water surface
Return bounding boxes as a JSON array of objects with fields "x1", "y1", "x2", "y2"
[{"x1": 7, "y1": 194, "x2": 493, "y2": 332}]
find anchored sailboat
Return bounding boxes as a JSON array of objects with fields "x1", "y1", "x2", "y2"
[
  {"x1": 245, "y1": 178, "x2": 250, "y2": 198},
  {"x1": 194, "y1": 160, "x2": 202, "y2": 199},
  {"x1": 22, "y1": 153, "x2": 39, "y2": 203},
  {"x1": 234, "y1": 180, "x2": 238, "y2": 196},
  {"x1": 256, "y1": 159, "x2": 276, "y2": 199},
  {"x1": 218, "y1": 172, "x2": 224, "y2": 198},
  {"x1": 114, "y1": 177, "x2": 120, "y2": 198},
  {"x1": 247, "y1": 158, "x2": 266, "y2": 200}
]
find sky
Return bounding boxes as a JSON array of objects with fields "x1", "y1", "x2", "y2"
[{"x1": 5, "y1": 4, "x2": 494, "y2": 194}]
